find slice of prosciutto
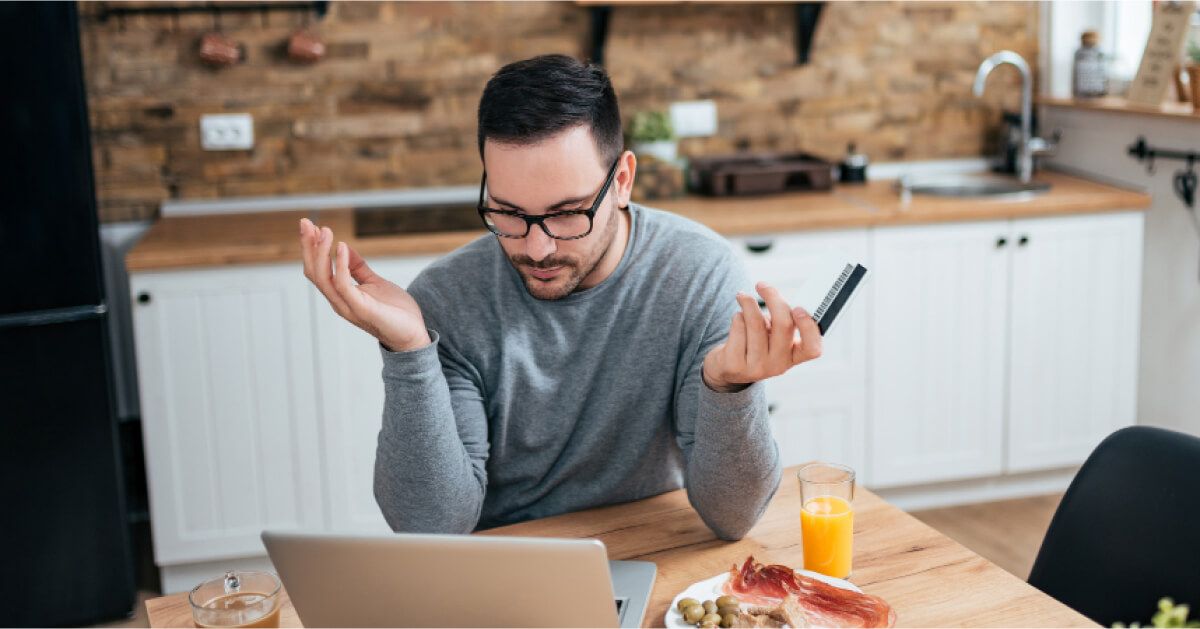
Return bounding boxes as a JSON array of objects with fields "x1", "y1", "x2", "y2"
[{"x1": 721, "y1": 556, "x2": 896, "y2": 628}]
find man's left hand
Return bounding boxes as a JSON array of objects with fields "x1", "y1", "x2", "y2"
[{"x1": 702, "y1": 282, "x2": 823, "y2": 392}]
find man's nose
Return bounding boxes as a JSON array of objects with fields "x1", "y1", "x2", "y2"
[{"x1": 524, "y1": 225, "x2": 557, "y2": 262}]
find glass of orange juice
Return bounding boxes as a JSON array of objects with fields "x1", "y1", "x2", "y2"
[{"x1": 798, "y1": 462, "x2": 855, "y2": 579}]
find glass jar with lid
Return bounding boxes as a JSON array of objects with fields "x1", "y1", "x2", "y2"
[{"x1": 1073, "y1": 30, "x2": 1108, "y2": 98}]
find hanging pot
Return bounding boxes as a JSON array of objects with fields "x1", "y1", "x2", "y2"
[
  {"x1": 198, "y1": 31, "x2": 241, "y2": 67},
  {"x1": 287, "y1": 29, "x2": 325, "y2": 64}
]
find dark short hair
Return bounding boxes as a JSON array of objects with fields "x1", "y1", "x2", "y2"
[{"x1": 477, "y1": 54, "x2": 623, "y2": 167}]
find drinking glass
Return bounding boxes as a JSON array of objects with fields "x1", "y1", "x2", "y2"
[
  {"x1": 189, "y1": 570, "x2": 282, "y2": 628},
  {"x1": 798, "y1": 462, "x2": 856, "y2": 579}
]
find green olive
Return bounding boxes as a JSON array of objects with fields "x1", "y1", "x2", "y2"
[
  {"x1": 717, "y1": 605, "x2": 740, "y2": 617},
  {"x1": 719, "y1": 612, "x2": 738, "y2": 628},
  {"x1": 683, "y1": 604, "x2": 706, "y2": 624},
  {"x1": 701, "y1": 613, "x2": 723, "y2": 625},
  {"x1": 702, "y1": 600, "x2": 718, "y2": 614},
  {"x1": 677, "y1": 598, "x2": 701, "y2": 613},
  {"x1": 715, "y1": 595, "x2": 740, "y2": 609}
]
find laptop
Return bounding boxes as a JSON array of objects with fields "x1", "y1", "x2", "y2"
[{"x1": 261, "y1": 531, "x2": 656, "y2": 628}]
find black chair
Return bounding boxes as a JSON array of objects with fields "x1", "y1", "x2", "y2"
[{"x1": 1028, "y1": 425, "x2": 1200, "y2": 627}]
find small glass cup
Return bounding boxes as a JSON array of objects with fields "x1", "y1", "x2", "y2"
[
  {"x1": 189, "y1": 570, "x2": 282, "y2": 628},
  {"x1": 798, "y1": 462, "x2": 856, "y2": 579}
]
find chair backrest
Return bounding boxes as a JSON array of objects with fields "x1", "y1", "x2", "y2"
[{"x1": 1028, "y1": 425, "x2": 1200, "y2": 627}]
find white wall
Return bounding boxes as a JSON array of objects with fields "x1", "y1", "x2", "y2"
[{"x1": 1040, "y1": 105, "x2": 1200, "y2": 438}]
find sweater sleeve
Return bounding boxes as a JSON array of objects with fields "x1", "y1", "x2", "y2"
[
  {"x1": 373, "y1": 328, "x2": 490, "y2": 533},
  {"x1": 673, "y1": 253, "x2": 782, "y2": 541}
]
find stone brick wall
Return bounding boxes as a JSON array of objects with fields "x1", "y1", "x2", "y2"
[{"x1": 81, "y1": 1, "x2": 1036, "y2": 222}]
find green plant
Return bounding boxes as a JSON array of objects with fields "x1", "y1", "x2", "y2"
[
  {"x1": 1188, "y1": 40, "x2": 1200, "y2": 65},
  {"x1": 1114, "y1": 598, "x2": 1200, "y2": 628},
  {"x1": 628, "y1": 110, "x2": 674, "y2": 144}
]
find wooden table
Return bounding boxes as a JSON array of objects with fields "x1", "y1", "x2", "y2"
[{"x1": 147, "y1": 466, "x2": 1095, "y2": 627}]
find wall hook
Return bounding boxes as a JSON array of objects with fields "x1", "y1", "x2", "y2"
[{"x1": 1175, "y1": 159, "x2": 1197, "y2": 209}]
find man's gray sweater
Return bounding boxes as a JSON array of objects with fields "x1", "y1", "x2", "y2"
[{"x1": 374, "y1": 203, "x2": 781, "y2": 540}]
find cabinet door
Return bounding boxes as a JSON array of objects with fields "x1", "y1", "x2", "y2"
[
  {"x1": 1007, "y1": 212, "x2": 1143, "y2": 472},
  {"x1": 131, "y1": 265, "x2": 323, "y2": 566},
  {"x1": 732, "y1": 231, "x2": 870, "y2": 475},
  {"x1": 314, "y1": 255, "x2": 436, "y2": 533},
  {"x1": 870, "y1": 221, "x2": 1009, "y2": 488}
]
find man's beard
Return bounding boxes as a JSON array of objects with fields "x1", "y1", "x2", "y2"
[
  {"x1": 508, "y1": 254, "x2": 591, "y2": 300},
  {"x1": 506, "y1": 210, "x2": 619, "y2": 301}
]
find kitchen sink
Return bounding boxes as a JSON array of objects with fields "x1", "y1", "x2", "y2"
[
  {"x1": 898, "y1": 173, "x2": 1051, "y2": 198},
  {"x1": 354, "y1": 203, "x2": 484, "y2": 238}
]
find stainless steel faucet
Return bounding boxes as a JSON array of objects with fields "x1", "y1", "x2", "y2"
[{"x1": 973, "y1": 51, "x2": 1056, "y2": 183}]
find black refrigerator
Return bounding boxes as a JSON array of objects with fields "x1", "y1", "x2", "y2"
[{"x1": 0, "y1": 2, "x2": 137, "y2": 625}]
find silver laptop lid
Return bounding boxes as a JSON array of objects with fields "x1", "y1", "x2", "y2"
[{"x1": 262, "y1": 530, "x2": 619, "y2": 628}]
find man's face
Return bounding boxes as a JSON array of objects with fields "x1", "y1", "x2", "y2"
[{"x1": 481, "y1": 125, "x2": 628, "y2": 300}]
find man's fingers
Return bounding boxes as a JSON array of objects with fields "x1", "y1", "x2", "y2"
[
  {"x1": 737, "y1": 292, "x2": 768, "y2": 369},
  {"x1": 757, "y1": 281, "x2": 796, "y2": 368},
  {"x1": 791, "y1": 307, "x2": 823, "y2": 364},
  {"x1": 332, "y1": 241, "x2": 371, "y2": 318},
  {"x1": 345, "y1": 244, "x2": 377, "y2": 285},
  {"x1": 301, "y1": 218, "x2": 328, "y2": 289},
  {"x1": 299, "y1": 218, "x2": 318, "y2": 280},
  {"x1": 725, "y1": 311, "x2": 747, "y2": 371},
  {"x1": 312, "y1": 227, "x2": 353, "y2": 317}
]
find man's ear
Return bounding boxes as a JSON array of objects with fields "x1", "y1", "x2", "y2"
[{"x1": 615, "y1": 150, "x2": 637, "y2": 209}]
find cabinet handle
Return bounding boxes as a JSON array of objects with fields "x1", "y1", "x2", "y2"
[
  {"x1": 136, "y1": 292, "x2": 151, "y2": 304},
  {"x1": 746, "y1": 240, "x2": 775, "y2": 254},
  {"x1": 995, "y1": 236, "x2": 1008, "y2": 248},
  {"x1": 1018, "y1": 235, "x2": 1029, "y2": 247}
]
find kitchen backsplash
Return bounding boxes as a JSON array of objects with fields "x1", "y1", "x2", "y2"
[{"x1": 80, "y1": 1, "x2": 1036, "y2": 223}]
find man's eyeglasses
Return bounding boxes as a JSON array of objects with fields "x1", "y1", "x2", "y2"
[{"x1": 476, "y1": 158, "x2": 621, "y2": 240}]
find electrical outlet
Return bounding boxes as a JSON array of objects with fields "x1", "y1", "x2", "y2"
[
  {"x1": 200, "y1": 113, "x2": 254, "y2": 151},
  {"x1": 669, "y1": 100, "x2": 718, "y2": 138}
]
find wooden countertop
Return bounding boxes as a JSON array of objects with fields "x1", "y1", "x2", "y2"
[
  {"x1": 145, "y1": 464, "x2": 1095, "y2": 628},
  {"x1": 126, "y1": 171, "x2": 1149, "y2": 272},
  {"x1": 1039, "y1": 96, "x2": 1198, "y2": 121}
]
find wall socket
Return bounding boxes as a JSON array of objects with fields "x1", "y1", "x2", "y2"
[
  {"x1": 669, "y1": 100, "x2": 719, "y2": 138},
  {"x1": 200, "y1": 113, "x2": 254, "y2": 151}
]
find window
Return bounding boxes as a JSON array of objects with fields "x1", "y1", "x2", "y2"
[{"x1": 1040, "y1": 1, "x2": 1195, "y2": 98}]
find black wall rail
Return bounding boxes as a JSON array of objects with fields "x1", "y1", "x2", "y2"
[
  {"x1": 97, "y1": 1, "x2": 328, "y2": 22},
  {"x1": 1128, "y1": 136, "x2": 1200, "y2": 177}
]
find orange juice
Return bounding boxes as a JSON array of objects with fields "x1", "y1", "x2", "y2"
[{"x1": 801, "y1": 495, "x2": 854, "y2": 578}]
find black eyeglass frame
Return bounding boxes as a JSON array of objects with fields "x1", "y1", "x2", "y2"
[{"x1": 476, "y1": 157, "x2": 622, "y2": 240}]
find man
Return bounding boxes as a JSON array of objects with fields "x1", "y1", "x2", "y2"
[{"x1": 299, "y1": 54, "x2": 822, "y2": 540}]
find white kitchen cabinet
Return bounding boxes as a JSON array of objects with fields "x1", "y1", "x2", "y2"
[
  {"x1": 869, "y1": 221, "x2": 1010, "y2": 488},
  {"x1": 313, "y1": 255, "x2": 437, "y2": 533},
  {"x1": 130, "y1": 264, "x2": 324, "y2": 566},
  {"x1": 732, "y1": 231, "x2": 870, "y2": 476},
  {"x1": 129, "y1": 206, "x2": 1147, "y2": 586},
  {"x1": 1006, "y1": 212, "x2": 1142, "y2": 472},
  {"x1": 869, "y1": 211, "x2": 1145, "y2": 489}
]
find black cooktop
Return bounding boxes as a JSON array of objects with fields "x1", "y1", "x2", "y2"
[{"x1": 353, "y1": 203, "x2": 484, "y2": 238}]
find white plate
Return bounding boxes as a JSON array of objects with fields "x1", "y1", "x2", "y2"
[{"x1": 665, "y1": 571, "x2": 861, "y2": 628}]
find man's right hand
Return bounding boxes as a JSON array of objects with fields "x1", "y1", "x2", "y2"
[{"x1": 299, "y1": 218, "x2": 432, "y2": 352}]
